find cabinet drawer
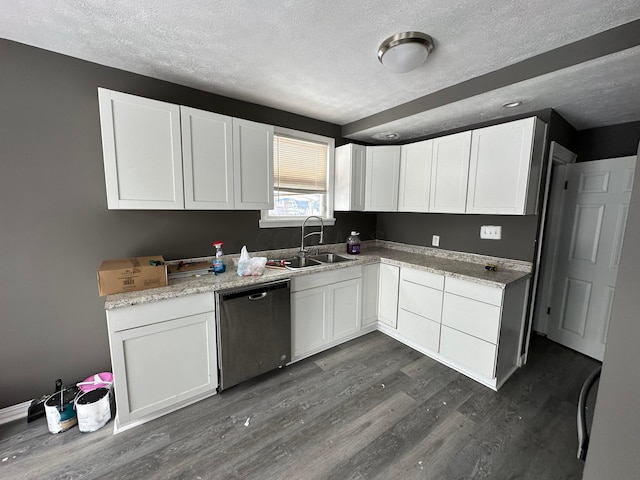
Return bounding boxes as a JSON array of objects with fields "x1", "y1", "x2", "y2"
[
  {"x1": 445, "y1": 277, "x2": 503, "y2": 306},
  {"x1": 440, "y1": 326, "x2": 496, "y2": 379},
  {"x1": 399, "y1": 279, "x2": 443, "y2": 322},
  {"x1": 400, "y1": 268, "x2": 444, "y2": 290},
  {"x1": 397, "y1": 309, "x2": 440, "y2": 353},
  {"x1": 291, "y1": 265, "x2": 361, "y2": 292},
  {"x1": 442, "y1": 293, "x2": 501, "y2": 344}
]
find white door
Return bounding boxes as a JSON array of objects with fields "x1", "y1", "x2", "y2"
[{"x1": 548, "y1": 157, "x2": 636, "y2": 360}]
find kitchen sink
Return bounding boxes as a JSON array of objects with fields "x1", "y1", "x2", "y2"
[
  {"x1": 309, "y1": 253, "x2": 354, "y2": 264},
  {"x1": 283, "y1": 257, "x2": 322, "y2": 269}
]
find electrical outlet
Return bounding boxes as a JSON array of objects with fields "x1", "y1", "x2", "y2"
[
  {"x1": 432, "y1": 235, "x2": 440, "y2": 247},
  {"x1": 480, "y1": 225, "x2": 502, "y2": 240}
]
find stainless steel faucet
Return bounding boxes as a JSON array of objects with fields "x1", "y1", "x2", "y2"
[{"x1": 299, "y1": 215, "x2": 324, "y2": 257}]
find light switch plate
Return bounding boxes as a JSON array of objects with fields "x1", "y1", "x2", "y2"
[
  {"x1": 480, "y1": 225, "x2": 502, "y2": 240},
  {"x1": 432, "y1": 235, "x2": 440, "y2": 247}
]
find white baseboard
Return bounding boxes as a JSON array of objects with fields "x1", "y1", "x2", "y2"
[{"x1": 0, "y1": 400, "x2": 32, "y2": 425}]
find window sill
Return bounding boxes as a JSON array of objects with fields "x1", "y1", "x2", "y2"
[{"x1": 259, "y1": 217, "x2": 336, "y2": 229}]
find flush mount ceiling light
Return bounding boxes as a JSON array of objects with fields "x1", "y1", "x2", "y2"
[{"x1": 378, "y1": 31, "x2": 434, "y2": 73}]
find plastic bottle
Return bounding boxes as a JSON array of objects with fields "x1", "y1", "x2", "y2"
[
  {"x1": 212, "y1": 241, "x2": 226, "y2": 273},
  {"x1": 346, "y1": 231, "x2": 361, "y2": 255}
]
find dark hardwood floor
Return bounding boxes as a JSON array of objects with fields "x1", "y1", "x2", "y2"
[{"x1": 0, "y1": 331, "x2": 599, "y2": 479}]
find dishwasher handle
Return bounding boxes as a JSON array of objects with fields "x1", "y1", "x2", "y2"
[{"x1": 248, "y1": 292, "x2": 268, "y2": 301}]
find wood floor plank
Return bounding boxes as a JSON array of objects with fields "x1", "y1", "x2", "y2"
[{"x1": 0, "y1": 332, "x2": 592, "y2": 480}]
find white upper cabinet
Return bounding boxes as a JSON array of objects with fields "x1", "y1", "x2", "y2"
[
  {"x1": 181, "y1": 106, "x2": 234, "y2": 209},
  {"x1": 232, "y1": 118, "x2": 274, "y2": 210},
  {"x1": 98, "y1": 88, "x2": 184, "y2": 209},
  {"x1": 98, "y1": 88, "x2": 274, "y2": 211},
  {"x1": 398, "y1": 140, "x2": 433, "y2": 212},
  {"x1": 467, "y1": 117, "x2": 546, "y2": 215},
  {"x1": 429, "y1": 131, "x2": 472, "y2": 213},
  {"x1": 365, "y1": 145, "x2": 401, "y2": 211},
  {"x1": 334, "y1": 143, "x2": 366, "y2": 211}
]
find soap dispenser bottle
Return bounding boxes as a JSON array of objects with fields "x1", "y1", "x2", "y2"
[{"x1": 346, "y1": 231, "x2": 361, "y2": 254}]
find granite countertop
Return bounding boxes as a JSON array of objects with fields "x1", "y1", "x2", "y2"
[{"x1": 104, "y1": 240, "x2": 532, "y2": 310}]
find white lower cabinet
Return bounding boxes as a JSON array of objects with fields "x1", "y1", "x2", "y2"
[
  {"x1": 439, "y1": 326, "x2": 497, "y2": 379},
  {"x1": 397, "y1": 309, "x2": 441, "y2": 353},
  {"x1": 378, "y1": 263, "x2": 400, "y2": 328},
  {"x1": 438, "y1": 276, "x2": 529, "y2": 388},
  {"x1": 362, "y1": 264, "x2": 380, "y2": 327},
  {"x1": 106, "y1": 293, "x2": 217, "y2": 433},
  {"x1": 291, "y1": 266, "x2": 362, "y2": 361},
  {"x1": 397, "y1": 268, "x2": 444, "y2": 353}
]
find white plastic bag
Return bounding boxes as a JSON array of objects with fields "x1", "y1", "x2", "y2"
[{"x1": 237, "y1": 246, "x2": 267, "y2": 276}]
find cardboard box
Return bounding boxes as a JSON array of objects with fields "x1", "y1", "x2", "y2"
[{"x1": 97, "y1": 256, "x2": 168, "y2": 296}]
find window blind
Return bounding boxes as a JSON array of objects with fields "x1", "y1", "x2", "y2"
[{"x1": 273, "y1": 135, "x2": 328, "y2": 194}]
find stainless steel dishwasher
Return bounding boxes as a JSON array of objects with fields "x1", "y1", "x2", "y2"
[{"x1": 215, "y1": 279, "x2": 291, "y2": 391}]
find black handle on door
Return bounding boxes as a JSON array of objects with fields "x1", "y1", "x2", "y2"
[{"x1": 248, "y1": 292, "x2": 268, "y2": 301}]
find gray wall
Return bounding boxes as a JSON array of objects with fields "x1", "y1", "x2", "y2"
[
  {"x1": 576, "y1": 121, "x2": 640, "y2": 162},
  {"x1": 376, "y1": 213, "x2": 539, "y2": 261},
  {"x1": 0, "y1": 40, "x2": 376, "y2": 407},
  {"x1": 582, "y1": 140, "x2": 640, "y2": 479}
]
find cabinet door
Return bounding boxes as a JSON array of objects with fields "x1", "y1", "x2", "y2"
[
  {"x1": 331, "y1": 278, "x2": 362, "y2": 341},
  {"x1": 98, "y1": 88, "x2": 184, "y2": 209},
  {"x1": 365, "y1": 146, "x2": 401, "y2": 212},
  {"x1": 467, "y1": 117, "x2": 538, "y2": 214},
  {"x1": 378, "y1": 264, "x2": 400, "y2": 328},
  {"x1": 399, "y1": 279, "x2": 443, "y2": 322},
  {"x1": 335, "y1": 144, "x2": 366, "y2": 211},
  {"x1": 399, "y1": 140, "x2": 433, "y2": 212},
  {"x1": 291, "y1": 287, "x2": 329, "y2": 359},
  {"x1": 440, "y1": 325, "x2": 497, "y2": 379},
  {"x1": 362, "y1": 263, "x2": 380, "y2": 326},
  {"x1": 429, "y1": 131, "x2": 472, "y2": 213},
  {"x1": 397, "y1": 309, "x2": 441, "y2": 353},
  {"x1": 232, "y1": 118, "x2": 274, "y2": 210},
  {"x1": 181, "y1": 106, "x2": 234, "y2": 209},
  {"x1": 110, "y1": 310, "x2": 216, "y2": 426}
]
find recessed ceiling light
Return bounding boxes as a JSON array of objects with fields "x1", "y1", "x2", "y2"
[
  {"x1": 372, "y1": 132, "x2": 401, "y2": 141},
  {"x1": 503, "y1": 101, "x2": 522, "y2": 108}
]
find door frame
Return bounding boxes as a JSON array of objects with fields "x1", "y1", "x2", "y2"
[{"x1": 527, "y1": 142, "x2": 577, "y2": 357}]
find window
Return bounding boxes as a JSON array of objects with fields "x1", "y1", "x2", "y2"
[{"x1": 260, "y1": 127, "x2": 335, "y2": 228}]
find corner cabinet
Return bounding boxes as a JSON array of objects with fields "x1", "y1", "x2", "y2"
[
  {"x1": 98, "y1": 88, "x2": 184, "y2": 209},
  {"x1": 466, "y1": 117, "x2": 546, "y2": 215},
  {"x1": 98, "y1": 88, "x2": 273, "y2": 210},
  {"x1": 106, "y1": 293, "x2": 218, "y2": 433},
  {"x1": 291, "y1": 266, "x2": 362, "y2": 361},
  {"x1": 365, "y1": 146, "x2": 401, "y2": 212},
  {"x1": 334, "y1": 143, "x2": 366, "y2": 211}
]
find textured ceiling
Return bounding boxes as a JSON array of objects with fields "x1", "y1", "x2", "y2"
[{"x1": 2, "y1": 0, "x2": 640, "y2": 142}]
